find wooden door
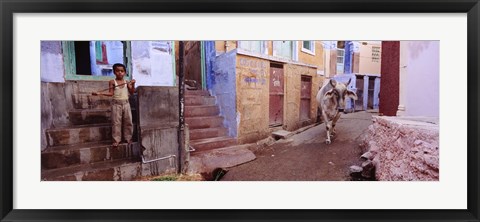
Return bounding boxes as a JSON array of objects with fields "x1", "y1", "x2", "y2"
[
  {"x1": 300, "y1": 76, "x2": 312, "y2": 120},
  {"x1": 269, "y1": 64, "x2": 284, "y2": 126}
]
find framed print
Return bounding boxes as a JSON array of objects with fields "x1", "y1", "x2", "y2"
[{"x1": 2, "y1": 0, "x2": 479, "y2": 221}]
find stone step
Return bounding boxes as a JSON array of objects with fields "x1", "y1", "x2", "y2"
[
  {"x1": 190, "y1": 136, "x2": 237, "y2": 153},
  {"x1": 46, "y1": 123, "x2": 138, "y2": 147},
  {"x1": 41, "y1": 158, "x2": 143, "y2": 181},
  {"x1": 68, "y1": 109, "x2": 110, "y2": 125},
  {"x1": 68, "y1": 108, "x2": 137, "y2": 125},
  {"x1": 184, "y1": 90, "x2": 209, "y2": 96},
  {"x1": 72, "y1": 94, "x2": 112, "y2": 110},
  {"x1": 184, "y1": 105, "x2": 219, "y2": 117},
  {"x1": 189, "y1": 127, "x2": 228, "y2": 141},
  {"x1": 185, "y1": 116, "x2": 224, "y2": 129},
  {"x1": 42, "y1": 141, "x2": 139, "y2": 170},
  {"x1": 184, "y1": 96, "x2": 216, "y2": 106}
]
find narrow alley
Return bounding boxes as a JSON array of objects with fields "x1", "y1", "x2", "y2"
[{"x1": 220, "y1": 111, "x2": 374, "y2": 181}]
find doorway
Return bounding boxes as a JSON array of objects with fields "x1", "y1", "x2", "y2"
[{"x1": 269, "y1": 63, "x2": 284, "y2": 126}]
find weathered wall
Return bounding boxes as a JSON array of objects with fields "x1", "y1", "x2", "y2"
[
  {"x1": 352, "y1": 52, "x2": 360, "y2": 73},
  {"x1": 137, "y1": 86, "x2": 180, "y2": 175},
  {"x1": 210, "y1": 50, "x2": 238, "y2": 137},
  {"x1": 329, "y1": 50, "x2": 337, "y2": 75},
  {"x1": 40, "y1": 80, "x2": 110, "y2": 150},
  {"x1": 183, "y1": 41, "x2": 202, "y2": 85},
  {"x1": 284, "y1": 64, "x2": 321, "y2": 131},
  {"x1": 41, "y1": 41, "x2": 65, "y2": 82},
  {"x1": 236, "y1": 54, "x2": 270, "y2": 144},
  {"x1": 215, "y1": 41, "x2": 238, "y2": 54},
  {"x1": 324, "y1": 49, "x2": 331, "y2": 78},
  {"x1": 297, "y1": 41, "x2": 324, "y2": 71},
  {"x1": 379, "y1": 41, "x2": 400, "y2": 116},
  {"x1": 131, "y1": 41, "x2": 175, "y2": 86},
  {"x1": 41, "y1": 41, "x2": 175, "y2": 86},
  {"x1": 359, "y1": 42, "x2": 382, "y2": 74},
  {"x1": 361, "y1": 116, "x2": 439, "y2": 181},
  {"x1": 403, "y1": 41, "x2": 439, "y2": 117}
]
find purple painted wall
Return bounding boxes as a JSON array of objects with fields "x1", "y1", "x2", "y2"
[{"x1": 404, "y1": 41, "x2": 439, "y2": 117}]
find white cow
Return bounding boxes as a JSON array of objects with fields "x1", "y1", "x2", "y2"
[{"x1": 316, "y1": 78, "x2": 357, "y2": 144}]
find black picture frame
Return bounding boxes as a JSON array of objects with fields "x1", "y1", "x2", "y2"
[{"x1": 1, "y1": 0, "x2": 479, "y2": 221}]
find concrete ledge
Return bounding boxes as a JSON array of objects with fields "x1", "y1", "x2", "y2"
[{"x1": 187, "y1": 144, "x2": 257, "y2": 174}]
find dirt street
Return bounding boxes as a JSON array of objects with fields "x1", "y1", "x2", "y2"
[{"x1": 220, "y1": 111, "x2": 375, "y2": 181}]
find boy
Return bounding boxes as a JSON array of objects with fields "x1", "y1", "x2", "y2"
[{"x1": 93, "y1": 63, "x2": 136, "y2": 148}]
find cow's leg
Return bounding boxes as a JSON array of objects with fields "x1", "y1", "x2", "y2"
[
  {"x1": 321, "y1": 111, "x2": 332, "y2": 144},
  {"x1": 331, "y1": 112, "x2": 342, "y2": 136}
]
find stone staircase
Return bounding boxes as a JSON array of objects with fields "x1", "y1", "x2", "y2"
[
  {"x1": 185, "y1": 90, "x2": 237, "y2": 154},
  {"x1": 41, "y1": 93, "x2": 142, "y2": 181}
]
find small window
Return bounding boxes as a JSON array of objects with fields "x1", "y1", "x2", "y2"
[
  {"x1": 273, "y1": 41, "x2": 293, "y2": 60},
  {"x1": 239, "y1": 41, "x2": 263, "y2": 54},
  {"x1": 301, "y1": 41, "x2": 315, "y2": 55},
  {"x1": 337, "y1": 49, "x2": 345, "y2": 64},
  {"x1": 63, "y1": 41, "x2": 130, "y2": 80}
]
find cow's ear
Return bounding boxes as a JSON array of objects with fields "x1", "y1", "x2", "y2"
[
  {"x1": 323, "y1": 89, "x2": 335, "y2": 100},
  {"x1": 346, "y1": 90, "x2": 358, "y2": 100},
  {"x1": 329, "y1": 79, "x2": 337, "y2": 87}
]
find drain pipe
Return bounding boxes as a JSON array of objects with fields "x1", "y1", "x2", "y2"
[
  {"x1": 178, "y1": 41, "x2": 186, "y2": 174},
  {"x1": 141, "y1": 155, "x2": 176, "y2": 164}
]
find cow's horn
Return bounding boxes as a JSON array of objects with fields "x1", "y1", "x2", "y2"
[{"x1": 329, "y1": 79, "x2": 337, "y2": 87}]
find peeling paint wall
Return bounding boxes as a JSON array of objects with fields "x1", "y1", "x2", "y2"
[
  {"x1": 284, "y1": 64, "x2": 322, "y2": 131},
  {"x1": 41, "y1": 81, "x2": 107, "y2": 150},
  {"x1": 41, "y1": 41, "x2": 65, "y2": 82},
  {"x1": 137, "y1": 86, "x2": 179, "y2": 175},
  {"x1": 236, "y1": 55, "x2": 270, "y2": 144},
  {"x1": 131, "y1": 41, "x2": 175, "y2": 86},
  {"x1": 210, "y1": 50, "x2": 238, "y2": 137}
]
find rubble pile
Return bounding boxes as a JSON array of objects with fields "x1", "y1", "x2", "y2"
[{"x1": 354, "y1": 116, "x2": 439, "y2": 181}]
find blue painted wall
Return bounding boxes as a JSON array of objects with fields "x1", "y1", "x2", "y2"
[
  {"x1": 204, "y1": 41, "x2": 216, "y2": 90},
  {"x1": 344, "y1": 41, "x2": 352, "y2": 74},
  {"x1": 209, "y1": 49, "x2": 238, "y2": 137}
]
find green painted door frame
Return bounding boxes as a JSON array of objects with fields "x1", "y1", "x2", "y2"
[{"x1": 200, "y1": 41, "x2": 206, "y2": 89}]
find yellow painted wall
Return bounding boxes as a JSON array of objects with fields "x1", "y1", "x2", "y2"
[
  {"x1": 284, "y1": 64, "x2": 323, "y2": 131},
  {"x1": 215, "y1": 41, "x2": 238, "y2": 54},
  {"x1": 235, "y1": 54, "x2": 324, "y2": 143},
  {"x1": 267, "y1": 41, "x2": 273, "y2": 56},
  {"x1": 297, "y1": 41, "x2": 324, "y2": 71},
  {"x1": 236, "y1": 55, "x2": 270, "y2": 144}
]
